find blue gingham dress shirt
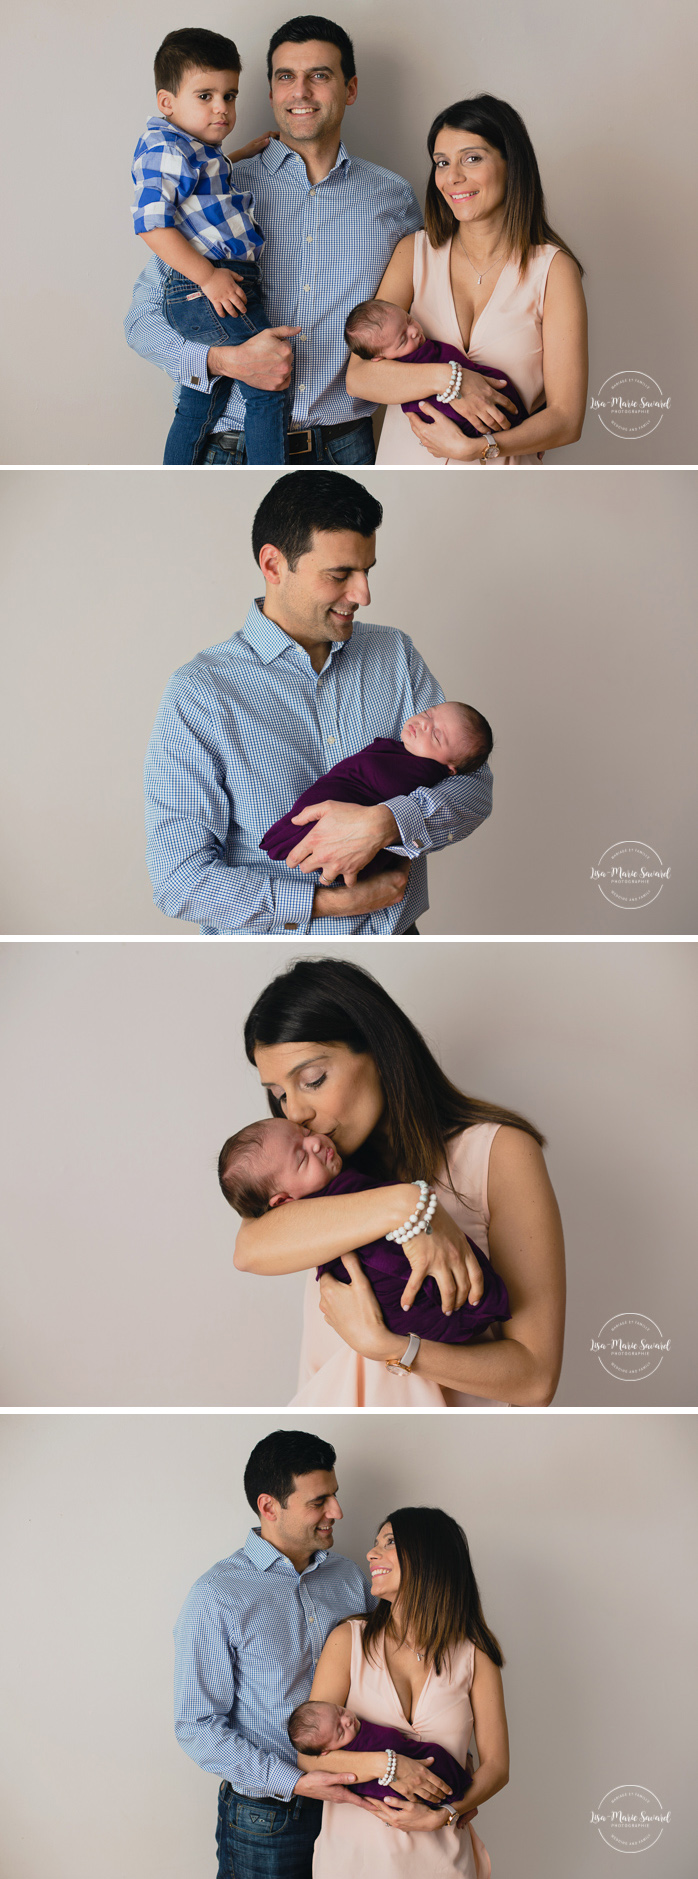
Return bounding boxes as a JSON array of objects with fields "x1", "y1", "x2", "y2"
[
  {"x1": 144, "y1": 601, "x2": 494, "y2": 935},
  {"x1": 125, "y1": 136, "x2": 422, "y2": 426},
  {"x1": 131, "y1": 114, "x2": 264, "y2": 262},
  {"x1": 174, "y1": 1529, "x2": 369, "y2": 1797}
]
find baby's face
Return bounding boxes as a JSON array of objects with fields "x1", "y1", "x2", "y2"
[
  {"x1": 373, "y1": 306, "x2": 426, "y2": 357},
  {"x1": 264, "y1": 1120, "x2": 343, "y2": 1207},
  {"x1": 314, "y1": 1702, "x2": 360, "y2": 1750},
  {"x1": 401, "y1": 703, "x2": 470, "y2": 772},
  {"x1": 157, "y1": 66, "x2": 240, "y2": 145}
]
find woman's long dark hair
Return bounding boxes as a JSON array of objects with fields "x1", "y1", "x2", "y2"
[
  {"x1": 244, "y1": 957, "x2": 544, "y2": 1192},
  {"x1": 363, "y1": 1506, "x2": 503, "y2": 1675},
  {"x1": 425, "y1": 93, "x2": 583, "y2": 276}
]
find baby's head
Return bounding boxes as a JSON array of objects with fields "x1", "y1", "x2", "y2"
[
  {"x1": 154, "y1": 28, "x2": 241, "y2": 145},
  {"x1": 288, "y1": 1700, "x2": 360, "y2": 1755},
  {"x1": 218, "y1": 1118, "x2": 343, "y2": 1218},
  {"x1": 401, "y1": 702, "x2": 493, "y2": 775},
  {"x1": 345, "y1": 300, "x2": 426, "y2": 360}
]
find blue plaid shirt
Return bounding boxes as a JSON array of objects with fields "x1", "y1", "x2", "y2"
[
  {"x1": 174, "y1": 1529, "x2": 369, "y2": 1798},
  {"x1": 131, "y1": 114, "x2": 264, "y2": 262},
  {"x1": 125, "y1": 136, "x2": 422, "y2": 427},
  {"x1": 144, "y1": 601, "x2": 494, "y2": 935}
]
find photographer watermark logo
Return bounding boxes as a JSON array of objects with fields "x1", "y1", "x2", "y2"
[
  {"x1": 591, "y1": 372, "x2": 670, "y2": 438},
  {"x1": 591, "y1": 1785, "x2": 670, "y2": 1853},
  {"x1": 591, "y1": 842, "x2": 669, "y2": 908},
  {"x1": 591, "y1": 1314, "x2": 669, "y2": 1381}
]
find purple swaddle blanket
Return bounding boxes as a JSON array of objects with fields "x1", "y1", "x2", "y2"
[
  {"x1": 260, "y1": 738, "x2": 449, "y2": 881},
  {"x1": 340, "y1": 1718, "x2": 470, "y2": 1806},
  {"x1": 401, "y1": 336, "x2": 528, "y2": 435},
  {"x1": 314, "y1": 1167, "x2": 510, "y2": 1344}
]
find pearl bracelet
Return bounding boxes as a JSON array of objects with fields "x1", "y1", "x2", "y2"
[
  {"x1": 378, "y1": 1748, "x2": 397, "y2": 1786},
  {"x1": 386, "y1": 1180, "x2": 437, "y2": 1245},
  {"x1": 436, "y1": 362, "x2": 463, "y2": 405}
]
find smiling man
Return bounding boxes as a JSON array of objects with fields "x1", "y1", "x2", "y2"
[
  {"x1": 144, "y1": 472, "x2": 494, "y2": 934},
  {"x1": 174, "y1": 1430, "x2": 369, "y2": 1879},
  {"x1": 125, "y1": 15, "x2": 422, "y2": 463}
]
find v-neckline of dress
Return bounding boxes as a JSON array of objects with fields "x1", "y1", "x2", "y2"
[
  {"x1": 447, "y1": 238, "x2": 514, "y2": 353},
  {"x1": 381, "y1": 1633, "x2": 434, "y2": 1729}
]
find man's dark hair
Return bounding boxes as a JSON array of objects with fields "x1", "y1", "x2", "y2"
[
  {"x1": 244, "y1": 1430, "x2": 337, "y2": 1512},
  {"x1": 154, "y1": 29, "x2": 241, "y2": 95},
  {"x1": 252, "y1": 470, "x2": 382, "y2": 570},
  {"x1": 267, "y1": 16, "x2": 356, "y2": 85}
]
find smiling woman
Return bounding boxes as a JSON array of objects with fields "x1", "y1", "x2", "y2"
[
  {"x1": 233, "y1": 958, "x2": 566, "y2": 1408},
  {"x1": 346, "y1": 93, "x2": 588, "y2": 464},
  {"x1": 303, "y1": 1506, "x2": 508, "y2": 1875}
]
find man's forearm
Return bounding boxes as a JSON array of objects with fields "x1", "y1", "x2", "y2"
[
  {"x1": 384, "y1": 765, "x2": 493, "y2": 859},
  {"x1": 148, "y1": 844, "x2": 318, "y2": 934},
  {"x1": 176, "y1": 1714, "x2": 301, "y2": 1799}
]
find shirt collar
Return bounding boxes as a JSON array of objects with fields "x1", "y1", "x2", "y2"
[
  {"x1": 243, "y1": 1527, "x2": 329, "y2": 1574},
  {"x1": 260, "y1": 136, "x2": 351, "y2": 179},
  {"x1": 240, "y1": 599, "x2": 348, "y2": 668}
]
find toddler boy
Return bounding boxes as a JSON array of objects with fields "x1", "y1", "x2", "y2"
[{"x1": 132, "y1": 28, "x2": 294, "y2": 464}]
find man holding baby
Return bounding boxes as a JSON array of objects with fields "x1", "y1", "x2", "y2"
[{"x1": 144, "y1": 471, "x2": 493, "y2": 935}]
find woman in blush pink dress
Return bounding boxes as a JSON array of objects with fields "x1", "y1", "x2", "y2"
[
  {"x1": 345, "y1": 95, "x2": 588, "y2": 466},
  {"x1": 233, "y1": 958, "x2": 566, "y2": 1408},
  {"x1": 301, "y1": 1507, "x2": 508, "y2": 1877}
]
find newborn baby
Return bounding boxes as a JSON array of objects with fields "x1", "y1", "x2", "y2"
[
  {"x1": 344, "y1": 298, "x2": 528, "y2": 437},
  {"x1": 287, "y1": 1698, "x2": 471, "y2": 1807},
  {"x1": 218, "y1": 1116, "x2": 511, "y2": 1345},
  {"x1": 260, "y1": 701, "x2": 493, "y2": 883}
]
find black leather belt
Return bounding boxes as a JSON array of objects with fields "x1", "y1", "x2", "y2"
[{"x1": 209, "y1": 418, "x2": 369, "y2": 457}]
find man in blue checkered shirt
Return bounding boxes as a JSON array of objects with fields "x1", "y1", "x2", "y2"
[
  {"x1": 144, "y1": 473, "x2": 493, "y2": 935},
  {"x1": 132, "y1": 27, "x2": 298, "y2": 464},
  {"x1": 125, "y1": 16, "x2": 422, "y2": 464}
]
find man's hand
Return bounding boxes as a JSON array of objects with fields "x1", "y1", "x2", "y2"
[
  {"x1": 201, "y1": 267, "x2": 249, "y2": 318},
  {"x1": 294, "y1": 1771, "x2": 359, "y2": 1803},
  {"x1": 312, "y1": 865, "x2": 409, "y2": 920},
  {"x1": 287, "y1": 801, "x2": 401, "y2": 886},
  {"x1": 207, "y1": 327, "x2": 301, "y2": 387}
]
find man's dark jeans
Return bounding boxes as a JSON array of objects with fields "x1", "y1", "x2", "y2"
[
  {"x1": 163, "y1": 258, "x2": 290, "y2": 466},
  {"x1": 215, "y1": 1784, "x2": 322, "y2": 1879}
]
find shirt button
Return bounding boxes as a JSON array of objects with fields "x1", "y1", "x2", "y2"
[
  {"x1": 309, "y1": 188, "x2": 316, "y2": 196},
  {"x1": 299, "y1": 334, "x2": 307, "y2": 341},
  {"x1": 298, "y1": 383, "x2": 306, "y2": 391},
  {"x1": 303, "y1": 284, "x2": 310, "y2": 292},
  {"x1": 414, "y1": 839, "x2": 423, "y2": 850},
  {"x1": 307, "y1": 235, "x2": 313, "y2": 243},
  {"x1": 326, "y1": 736, "x2": 335, "y2": 744},
  {"x1": 284, "y1": 921, "x2": 299, "y2": 930},
  {"x1": 448, "y1": 832, "x2": 454, "y2": 842}
]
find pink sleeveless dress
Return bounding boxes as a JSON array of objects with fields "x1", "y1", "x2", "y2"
[
  {"x1": 312, "y1": 1619, "x2": 491, "y2": 1879},
  {"x1": 291, "y1": 1123, "x2": 505, "y2": 1408},
  {"x1": 376, "y1": 230, "x2": 559, "y2": 465}
]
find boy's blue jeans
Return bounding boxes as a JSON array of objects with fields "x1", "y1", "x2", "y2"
[
  {"x1": 163, "y1": 257, "x2": 290, "y2": 466},
  {"x1": 215, "y1": 1784, "x2": 322, "y2": 1879}
]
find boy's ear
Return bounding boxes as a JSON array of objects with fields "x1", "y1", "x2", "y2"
[
  {"x1": 447, "y1": 761, "x2": 458, "y2": 774},
  {"x1": 156, "y1": 87, "x2": 177, "y2": 119},
  {"x1": 268, "y1": 1191, "x2": 292, "y2": 1209}
]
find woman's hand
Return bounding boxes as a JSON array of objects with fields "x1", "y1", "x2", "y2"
[
  {"x1": 362, "y1": 1796, "x2": 451, "y2": 1833},
  {"x1": 401, "y1": 1200, "x2": 484, "y2": 1312},
  {"x1": 451, "y1": 370, "x2": 517, "y2": 433},
  {"x1": 318, "y1": 1255, "x2": 400, "y2": 1361},
  {"x1": 390, "y1": 1755, "x2": 452, "y2": 1805},
  {"x1": 407, "y1": 404, "x2": 483, "y2": 460}
]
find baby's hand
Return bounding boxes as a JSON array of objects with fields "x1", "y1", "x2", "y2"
[
  {"x1": 202, "y1": 268, "x2": 248, "y2": 318},
  {"x1": 229, "y1": 131, "x2": 280, "y2": 162}
]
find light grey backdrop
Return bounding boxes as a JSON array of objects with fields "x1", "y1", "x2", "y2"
[
  {"x1": 0, "y1": 1413, "x2": 694, "y2": 1879},
  {"x1": 1, "y1": 469, "x2": 695, "y2": 936},
  {"x1": 3, "y1": 0, "x2": 696, "y2": 463},
  {"x1": 1, "y1": 940, "x2": 694, "y2": 1407}
]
